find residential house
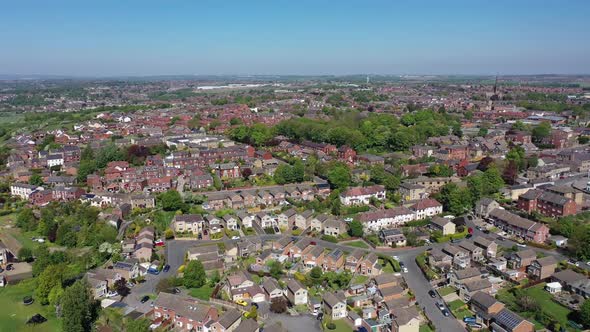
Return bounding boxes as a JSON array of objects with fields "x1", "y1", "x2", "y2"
[
  {"x1": 323, "y1": 218, "x2": 345, "y2": 237},
  {"x1": 398, "y1": 183, "x2": 427, "y2": 202},
  {"x1": 113, "y1": 259, "x2": 140, "y2": 280},
  {"x1": 152, "y1": 293, "x2": 218, "y2": 332},
  {"x1": 442, "y1": 244, "x2": 470, "y2": 269},
  {"x1": 359, "y1": 253, "x2": 381, "y2": 276},
  {"x1": 473, "y1": 236, "x2": 498, "y2": 258},
  {"x1": 491, "y1": 308, "x2": 535, "y2": 332},
  {"x1": 262, "y1": 277, "x2": 284, "y2": 300},
  {"x1": 379, "y1": 229, "x2": 407, "y2": 247},
  {"x1": 459, "y1": 279, "x2": 493, "y2": 302},
  {"x1": 488, "y1": 208, "x2": 549, "y2": 243},
  {"x1": 339, "y1": 185, "x2": 386, "y2": 206},
  {"x1": 469, "y1": 291, "x2": 505, "y2": 326},
  {"x1": 323, "y1": 249, "x2": 345, "y2": 271},
  {"x1": 173, "y1": 214, "x2": 205, "y2": 235},
  {"x1": 285, "y1": 278, "x2": 308, "y2": 306},
  {"x1": 430, "y1": 216, "x2": 456, "y2": 235},
  {"x1": 323, "y1": 292, "x2": 347, "y2": 320},
  {"x1": 391, "y1": 306, "x2": 420, "y2": 332},
  {"x1": 475, "y1": 198, "x2": 500, "y2": 218},
  {"x1": 509, "y1": 249, "x2": 536, "y2": 269},
  {"x1": 345, "y1": 249, "x2": 364, "y2": 273},
  {"x1": 458, "y1": 241, "x2": 484, "y2": 262},
  {"x1": 409, "y1": 198, "x2": 443, "y2": 220},
  {"x1": 527, "y1": 256, "x2": 558, "y2": 280}
]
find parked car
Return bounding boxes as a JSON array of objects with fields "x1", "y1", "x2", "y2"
[
  {"x1": 155, "y1": 239, "x2": 165, "y2": 247},
  {"x1": 516, "y1": 243, "x2": 527, "y2": 248},
  {"x1": 235, "y1": 300, "x2": 248, "y2": 306},
  {"x1": 23, "y1": 296, "x2": 34, "y2": 305},
  {"x1": 483, "y1": 229, "x2": 490, "y2": 234},
  {"x1": 140, "y1": 296, "x2": 150, "y2": 303},
  {"x1": 441, "y1": 309, "x2": 450, "y2": 317},
  {"x1": 436, "y1": 302, "x2": 445, "y2": 311},
  {"x1": 163, "y1": 264, "x2": 170, "y2": 273},
  {"x1": 231, "y1": 236, "x2": 240, "y2": 240},
  {"x1": 428, "y1": 290, "x2": 437, "y2": 298},
  {"x1": 106, "y1": 291, "x2": 118, "y2": 298},
  {"x1": 173, "y1": 288, "x2": 181, "y2": 294},
  {"x1": 147, "y1": 268, "x2": 160, "y2": 275},
  {"x1": 465, "y1": 234, "x2": 472, "y2": 239},
  {"x1": 467, "y1": 323, "x2": 482, "y2": 328}
]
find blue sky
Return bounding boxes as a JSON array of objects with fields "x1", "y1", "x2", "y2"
[{"x1": 1, "y1": 0, "x2": 589, "y2": 76}]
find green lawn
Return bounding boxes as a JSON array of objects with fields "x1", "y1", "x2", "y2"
[
  {"x1": 447, "y1": 299, "x2": 466, "y2": 311},
  {"x1": 188, "y1": 285, "x2": 214, "y2": 301},
  {"x1": 497, "y1": 283, "x2": 575, "y2": 330},
  {"x1": 0, "y1": 280, "x2": 61, "y2": 332},
  {"x1": 419, "y1": 324, "x2": 434, "y2": 332},
  {"x1": 352, "y1": 275, "x2": 369, "y2": 284},
  {"x1": 345, "y1": 240, "x2": 369, "y2": 249},
  {"x1": 323, "y1": 319, "x2": 353, "y2": 332},
  {"x1": 453, "y1": 308, "x2": 475, "y2": 320},
  {"x1": 438, "y1": 286, "x2": 457, "y2": 297}
]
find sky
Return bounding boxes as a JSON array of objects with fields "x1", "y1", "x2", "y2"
[{"x1": 1, "y1": 0, "x2": 589, "y2": 76}]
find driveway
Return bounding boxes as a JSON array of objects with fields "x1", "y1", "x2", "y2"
[{"x1": 266, "y1": 313, "x2": 321, "y2": 332}]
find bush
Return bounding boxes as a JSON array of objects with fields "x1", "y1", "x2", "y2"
[{"x1": 326, "y1": 322, "x2": 336, "y2": 330}]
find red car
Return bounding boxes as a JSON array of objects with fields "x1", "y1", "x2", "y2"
[{"x1": 155, "y1": 239, "x2": 165, "y2": 247}]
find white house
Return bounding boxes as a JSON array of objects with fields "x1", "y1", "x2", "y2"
[
  {"x1": 339, "y1": 185, "x2": 386, "y2": 206},
  {"x1": 357, "y1": 207, "x2": 415, "y2": 232},
  {"x1": 10, "y1": 183, "x2": 41, "y2": 200},
  {"x1": 409, "y1": 198, "x2": 443, "y2": 219}
]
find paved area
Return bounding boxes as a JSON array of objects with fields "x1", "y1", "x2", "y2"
[{"x1": 266, "y1": 313, "x2": 321, "y2": 332}]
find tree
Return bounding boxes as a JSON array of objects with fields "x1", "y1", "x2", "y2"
[
  {"x1": 159, "y1": 190, "x2": 185, "y2": 211},
  {"x1": 114, "y1": 278, "x2": 130, "y2": 297},
  {"x1": 427, "y1": 164, "x2": 454, "y2": 177},
  {"x1": 36, "y1": 264, "x2": 65, "y2": 305},
  {"x1": 183, "y1": 260, "x2": 206, "y2": 288},
  {"x1": 29, "y1": 173, "x2": 44, "y2": 186},
  {"x1": 532, "y1": 122, "x2": 551, "y2": 144},
  {"x1": 326, "y1": 163, "x2": 351, "y2": 189},
  {"x1": 208, "y1": 270, "x2": 220, "y2": 287},
  {"x1": 348, "y1": 220, "x2": 364, "y2": 238},
  {"x1": 269, "y1": 261, "x2": 283, "y2": 279},
  {"x1": 16, "y1": 208, "x2": 37, "y2": 231},
  {"x1": 242, "y1": 168, "x2": 253, "y2": 180},
  {"x1": 580, "y1": 299, "x2": 590, "y2": 328},
  {"x1": 77, "y1": 160, "x2": 97, "y2": 183},
  {"x1": 309, "y1": 266, "x2": 323, "y2": 282},
  {"x1": 270, "y1": 297, "x2": 288, "y2": 313},
  {"x1": 61, "y1": 279, "x2": 94, "y2": 332},
  {"x1": 579, "y1": 136, "x2": 590, "y2": 144},
  {"x1": 502, "y1": 161, "x2": 519, "y2": 185},
  {"x1": 18, "y1": 247, "x2": 34, "y2": 262}
]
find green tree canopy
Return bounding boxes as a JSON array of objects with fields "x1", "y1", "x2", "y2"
[{"x1": 183, "y1": 260, "x2": 206, "y2": 288}]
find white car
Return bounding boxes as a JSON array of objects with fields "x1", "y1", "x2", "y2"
[
  {"x1": 393, "y1": 256, "x2": 399, "y2": 261},
  {"x1": 231, "y1": 236, "x2": 240, "y2": 240},
  {"x1": 106, "y1": 291, "x2": 118, "y2": 298},
  {"x1": 516, "y1": 243, "x2": 527, "y2": 248}
]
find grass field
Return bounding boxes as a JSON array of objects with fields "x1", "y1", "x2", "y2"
[
  {"x1": 323, "y1": 319, "x2": 353, "y2": 332},
  {"x1": 419, "y1": 324, "x2": 434, "y2": 332},
  {"x1": 352, "y1": 275, "x2": 369, "y2": 284},
  {"x1": 497, "y1": 283, "x2": 575, "y2": 330},
  {"x1": 437, "y1": 286, "x2": 457, "y2": 297},
  {"x1": 188, "y1": 285, "x2": 214, "y2": 301},
  {"x1": 344, "y1": 240, "x2": 369, "y2": 249},
  {"x1": 0, "y1": 280, "x2": 61, "y2": 332}
]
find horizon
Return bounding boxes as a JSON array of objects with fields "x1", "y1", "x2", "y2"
[{"x1": 1, "y1": 1, "x2": 590, "y2": 76}]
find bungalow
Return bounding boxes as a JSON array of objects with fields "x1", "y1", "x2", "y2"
[{"x1": 379, "y1": 229, "x2": 407, "y2": 247}]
